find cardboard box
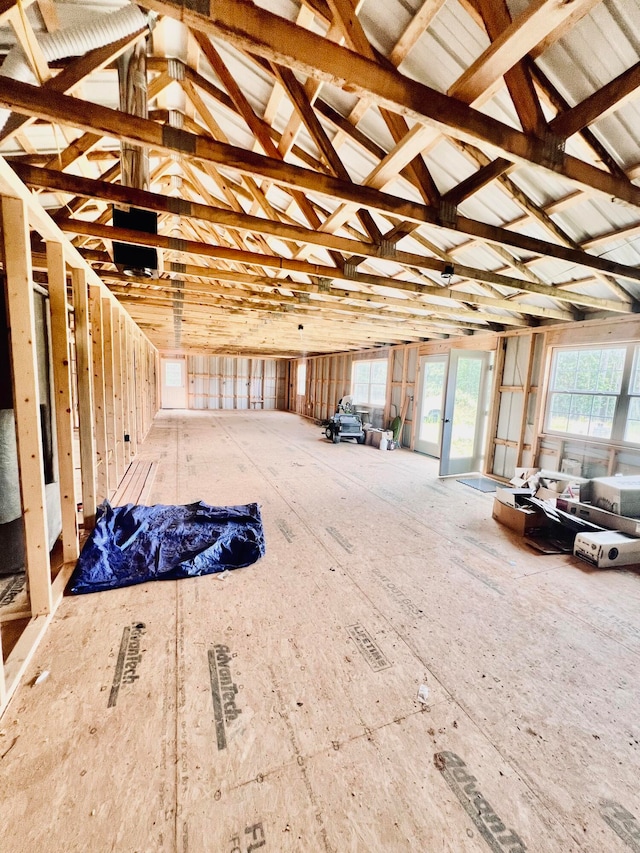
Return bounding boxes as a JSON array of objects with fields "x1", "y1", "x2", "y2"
[
  {"x1": 364, "y1": 429, "x2": 392, "y2": 448},
  {"x1": 588, "y1": 476, "x2": 640, "y2": 517},
  {"x1": 495, "y1": 487, "x2": 535, "y2": 507},
  {"x1": 557, "y1": 498, "x2": 640, "y2": 538},
  {"x1": 492, "y1": 497, "x2": 547, "y2": 535},
  {"x1": 574, "y1": 530, "x2": 640, "y2": 568}
]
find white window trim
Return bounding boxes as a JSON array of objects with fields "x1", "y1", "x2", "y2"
[
  {"x1": 296, "y1": 361, "x2": 306, "y2": 396},
  {"x1": 351, "y1": 358, "x2": 388, "y2": 408},
  {"x1": 544, "y1": 343, "x2": 640, "y2": 445}
]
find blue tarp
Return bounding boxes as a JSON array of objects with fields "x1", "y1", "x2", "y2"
[{"x1": 69, "y1": 500, "x2": 265, "y2": 594}]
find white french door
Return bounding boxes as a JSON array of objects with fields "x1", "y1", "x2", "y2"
[
  {"x1": 439, "y1": 349, "x2": 493, "y2": 477},
  {"x1": 415, "y1": 354, "x2": 448, "y2": 457}
]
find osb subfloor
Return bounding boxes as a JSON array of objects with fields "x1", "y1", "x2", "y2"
[{"x1": 1, "y1": 410, "x2": 640, "y2": 853}]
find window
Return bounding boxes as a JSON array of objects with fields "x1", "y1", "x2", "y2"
[
  {"x1": 545, "y1": 344, "x2": 640, "y2": 443},
  {"x1": 626, "y1": 354, "x2": 640, "y2": 442},
  {"x1": 351, "y1": 359, "x2": 387, "y2": 407},
  {"x1": 296, "y1": 361, "x2": 306, "y2": 396}
]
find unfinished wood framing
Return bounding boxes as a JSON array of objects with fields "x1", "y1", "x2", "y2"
[
  {"x1": 101, "y1": 296, "x2": 118, "y2": 496},
  {"x1": 184, "y1": 355, "x2": 285, "y2": 410},
  {"x1": 72, "y1": 266, "x2": 97, "y2": 529},
  {"x1": 0, "y1": 157, "x2": 159, "y2": 717},
  {"x1": 3, "y1": 2, "x2": 640, "y2": 844},
  {"x1": 111, "y1": 302, "x2": 125, "y2": 484},
  {"x1": 1, "y1": 195, "x2": 52, "y2": 617},
  {"x1": 89, "y1": 285, "x2": 108, "y2": 504},
  {"x1": 47, "y1": 240, "x2": 79, "y2": 564}
]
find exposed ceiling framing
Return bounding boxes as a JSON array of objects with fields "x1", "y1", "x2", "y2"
[{"x1": 1, "y1": 0, "x2": 640, "y2": 356}]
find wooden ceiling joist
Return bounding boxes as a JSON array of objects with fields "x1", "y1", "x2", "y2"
[
  {"x1": 130, "y1": 0, "x2": 640, "y2": 209},
  {"x1": 9, "y1": 117, "x2": 640, "y2": 288},
  {"x1": 0, "y1": 0, "x2": 638, "y2": 358}
]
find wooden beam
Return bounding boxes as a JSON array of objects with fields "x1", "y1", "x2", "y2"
[
  {"x1": 450, "y1": 0, "x2": 603, "y2": 105},
  {"x1": 8, "y1": 6, "x2": 51, "y2": 84},
  {"x1": 103, "y1": 276, "x2": 486, "y2": 333},
  {"x1": 389, "y1": 0, "x2": 446, "y2": 67},
  {"x1": 5, "y1": 11, "x2": 639, "y2": 212},
  {"x1": 108, "y1": 285, "x2": 456, "y2": 338},
  {"x1": 442, "y1": 158, "x2": 513, "y2": 206},
  {"x1": 323, "y1": 0, "x2": 440, "y2": 207},
  {"x1": 102, "y1": 267, "x2": 509, "y2": 329},
  {"x1": 192, "y1": 32, "x2": 328, "y2": 237},
  {"x1": 72, "y1": 266, "x2": 97, "y2": 528},
  {"x1": 120, "y1": 313, "x2": 131, "y2": 469},
  {"x1": 126, "y1": 0, "x2": 640, "y2": 209},
  {"x1": 472, "y1": 0, "x2": 546, "y2": 135},
  {"x1": 0, "y1": 0, "x2": 34, "y2": 26},
  {"x1": 529, "y1": 59, "x2": 628, "y2": 181},
  {"x1": 46, "y1": 240, "x2": 79, "y2": 563},
  {"x1": 13, "y1": 161, "x2": 640, "y2": 286},
  {"x1": 111, "y1": 301, "x2": 125, "y2": 484},
  {"x1": 36, "y1": 0, "x2": 59, "y2": 32},
  {"x1": 0, "y1": 29, "x2": 149, "y2": 145},
  {"x1": 101, "y1": 297, "x2": 117, "y2": 495},
  {"x1": 89, "y1": 284, "x2": 109, "y2": 502},
  {"x1": 550, "y1": 60, "x2": 640, "y2": 139},
  {"x1": 58, "y1": 218, "x2": 632, "y2": 315},
  {"x1": 0, "y1": 195, "x2": 52, "y2": 616}
]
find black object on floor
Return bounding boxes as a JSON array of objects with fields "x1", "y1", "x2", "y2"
[
  {"x1": 69, "y1": 500, "x2": 265, "y2": 594},
  {"x1": 457, "y1": 476, "x2": 499, "y2": 493},
  {"x1": 524, "y1": 529, "x2": 575, "y2": 554}
]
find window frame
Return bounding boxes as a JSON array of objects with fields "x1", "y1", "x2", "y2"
[
  {"x1": 350, "y1": 358, "x2": 388, "y2": 409},
  {"x1": 296, "y1": 360, "x2": 306, "y2": 396},
  {"x1": 544, "y1": 343, "x2": 638, "y2": 445}
]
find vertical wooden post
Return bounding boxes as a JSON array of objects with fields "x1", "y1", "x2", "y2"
[
  {"x1": 47, "y1": 241, "x2": 79, "y2": 563},
  {"x1": 530, "y1": 331, "x2": 550, "y2": 468},
  {"x1": 260, "y1": 359, "x2": 265, "y2": 410},
  {"x1": 89, "y1": 285, "x2": 108, "y2": 503},
  {"x1": 485, "y1": 336, "x2": 507, "y2": 476},
  {"x1": 101, "y1": 298, "x2": 117, "y2": 496},
  {"x1": 0, "y1": 642, "x2": 6, "y2": 707},
  {"x1": 129, "y1": 327, "x2": 138, "y2": 455},
  {"x1": 1, "y1": 195, "x2": 52, "y2": 615},
  {"x1": 516, "y1": 334, "x2": 537, "y2": 468},
  {"x1": 112, "y1": 305, "x2": 125, "y2": 481},
  {"x1": 72, "y1": 266, "x2": 96, "y2": 529},
  {"x1": 120, "y1": 314, "x2": 131, "y2": 468}
]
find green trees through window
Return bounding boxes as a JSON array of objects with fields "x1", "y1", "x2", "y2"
[
  {"x1": 546, "y1": 345, "x2": 640, "y2": 443},
  {"x1": 352, "y1": 359, "x2": 388, "y2": 407}
]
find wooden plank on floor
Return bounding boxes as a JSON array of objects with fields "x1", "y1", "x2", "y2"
[{"x1": 111, "y1": 460, "x2": 157, "y2": 506}]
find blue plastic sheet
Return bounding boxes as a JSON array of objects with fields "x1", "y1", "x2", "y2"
[{"x1": 69, "y1": 500, "x2": 265, "y2": 594}]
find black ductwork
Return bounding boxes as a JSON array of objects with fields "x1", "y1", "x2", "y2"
[{"x1": 113, "y1": 206, "x2": 158, "y2": 277}]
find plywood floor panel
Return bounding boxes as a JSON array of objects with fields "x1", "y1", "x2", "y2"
[
  {"x1": 2, "y1": 411, "x2": 640, "y2": 852},
  {"x1": 0, "y1": 581, "x2": 178, "y2": 853}
]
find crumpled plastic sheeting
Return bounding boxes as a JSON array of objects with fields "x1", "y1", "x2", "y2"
[{"x1": 69, "y1": 500, "x2": 265, "y2": 594}]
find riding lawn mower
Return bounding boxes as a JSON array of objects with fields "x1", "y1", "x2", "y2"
[{"x1": 322, "y1": 396, "x2": 366, "y2": 444}]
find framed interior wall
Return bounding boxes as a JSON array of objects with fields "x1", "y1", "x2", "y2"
[
  {"x1": 0, "y1": 158, "x2": 159, "y2": 718},
  {"x1": 534, "y1": 315, "x2": 640, "y2": 479}
]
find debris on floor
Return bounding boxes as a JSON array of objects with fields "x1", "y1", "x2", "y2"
[{"x1": 69, "y1": 500, "x2": 265, "y2": 594}]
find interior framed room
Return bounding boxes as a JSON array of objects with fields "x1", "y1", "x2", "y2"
[{"x1": 1, "y1": 1, "x2": 640, "y2": 850}]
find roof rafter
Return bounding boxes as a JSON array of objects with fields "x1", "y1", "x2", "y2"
[
  {"x1": 16, "y1": 161, "x2": 640, "y2": 303},
  {"x1": 128, "y1": 0, "x2": 640, "y2": 209}
]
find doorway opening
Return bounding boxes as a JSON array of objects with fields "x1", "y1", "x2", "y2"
[{"x1": 415, "y1": 349, "x2": 494, "y2": 477}]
